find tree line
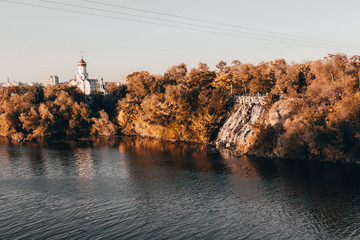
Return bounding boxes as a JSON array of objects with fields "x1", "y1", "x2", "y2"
[{"x1": 1, "y1": 53, "x2": 360, "y2": 162}]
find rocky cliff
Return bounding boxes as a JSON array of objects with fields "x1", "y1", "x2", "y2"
[{"x1": 216, "y1": 94, "x2": 267, "y2": 150}]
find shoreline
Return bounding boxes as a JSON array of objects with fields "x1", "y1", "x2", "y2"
[{"x1": 2, "y1": 134, "x2": 360, "y2": 166}]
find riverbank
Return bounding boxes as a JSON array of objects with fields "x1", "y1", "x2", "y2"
[
  {"x1": 2, "y1": 54, "x2": 360, "y2": 163},
  {"x1": 3, "y1": 133, "x2": 360, "y2": 167}
]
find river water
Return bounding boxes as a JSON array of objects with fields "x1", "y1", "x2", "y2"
[{"x1": 1, "y1": 137, "x2": 360, "y2": 239}]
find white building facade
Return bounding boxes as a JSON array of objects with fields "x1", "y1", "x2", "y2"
[
  {"x1": 43, "y1": 75, "x2": 59, "y2": 86},
  {"x1": 3, "y1": 77, "x2": 26, "y2": 87},
  {"x1": 69, "y1": 57, "x2": 98, "y2": 95}
]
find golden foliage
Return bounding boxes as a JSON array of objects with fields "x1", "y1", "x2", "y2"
[
  {"x1": 2, "y1": 54, "x2": 360, "y2": 162},
  {"x1": 91, "y1": 110, "x2": 117, "y2": 136}
]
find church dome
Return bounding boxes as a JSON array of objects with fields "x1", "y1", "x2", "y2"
[{"x1": 78, "y1": 57, "x2": 87, "y2": 66}]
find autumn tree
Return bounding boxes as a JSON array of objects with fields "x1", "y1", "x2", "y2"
[
  {"x1": 19, "y1": 104, "x2": 55, "y2": 140},
  {"x1": 163, "y1": 63, "x2": 187, "y2": 85},
  {"x1": 186, "y1": 63, "x2": 216, "y2": 90},
  {"x1": 248, "y1": 62, "x2": 276, "y2": 94},
  {"x1": 126, "y1": 71, "x2": 157, "y2": 99},
  {"x1": 26, "y1": 85, "x2": 44, "y2": 104},
  {"x1": 91, "y1": 110, "x2": 117, "y2": 136},
  {"x1": 191, "y1": 86, "x2": 230, "y2": 142},
  {"x1": 106, "y1": 82, "x2": 127, "y2": 99},
  {"x1": 216, "y1": 60, "x2": 228, "y2": 74}
]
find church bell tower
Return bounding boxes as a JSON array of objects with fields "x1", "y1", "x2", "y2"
[{"x1": 77, "y1": 57, "x2": 88, "y2": 81}]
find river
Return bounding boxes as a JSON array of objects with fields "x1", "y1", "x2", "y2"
[{"x1": 0, "y1": 137, "x2": 360, "y2": 239}]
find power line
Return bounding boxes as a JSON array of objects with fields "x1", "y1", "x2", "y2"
[
  {"x1": 39, "y1": 0, "x2": 360, "y2": 51},
  {"x1": 0, "y1": 0, "x2": 359, "y2": 53},
  {"x1": 83, "y1": 0, "x2": 360, "y2": 49}
]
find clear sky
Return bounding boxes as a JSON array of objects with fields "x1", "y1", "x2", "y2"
[{"x1": 1, "y1": 0, "x2": 360, "y2": 83}]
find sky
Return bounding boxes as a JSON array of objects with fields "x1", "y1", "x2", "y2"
[{"x1": 1, "y1": 0, "x2": 360, "y2": 83}]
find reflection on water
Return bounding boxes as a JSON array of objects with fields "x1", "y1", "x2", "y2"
[
  {"x1": 0, "y1": 136, "x2": 360, "y2": 239},
  {"x1": 74, "y1": 148, "x2": 94, "y2": 180}
]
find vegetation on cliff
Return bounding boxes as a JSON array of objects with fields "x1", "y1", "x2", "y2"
[
  {"x1": 1, "y1": 53, "x2": 360, "y2": 162},
  {"x1": 248, "y1": 54, "x2": 360, "y2": 162},
  {"x1": 117, "y1": 64, "x2": 230, "y2": 142}
]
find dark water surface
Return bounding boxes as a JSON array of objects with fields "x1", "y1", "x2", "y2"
[{"x1": 1, "y1": 137, "x2": 360, "y2": 240}]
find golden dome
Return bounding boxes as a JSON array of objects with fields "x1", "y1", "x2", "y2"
[{"x1": 78, "y1": 57, "x2": 87, "y2": 66}]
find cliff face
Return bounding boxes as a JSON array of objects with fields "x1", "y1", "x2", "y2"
[
  {"x1": 216, "y1": 94, "x2": 267, "y2": 150},
  {"x1": 268, "y1": 98, "x2": 303, "y2": 126}
]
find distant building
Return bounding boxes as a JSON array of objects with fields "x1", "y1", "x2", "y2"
[
  {"x1": 42, "y1": 75, "x2": 59, "y2": 86},
  {"x1": 97, "y1": 78, "x2": 107, "y2": 95},
  {"x1": 69, "y1": 57, "x2": 99, "y2": 95},
  {"x1": 3, "y1": 77, "x2": 26, "y2": 87}
]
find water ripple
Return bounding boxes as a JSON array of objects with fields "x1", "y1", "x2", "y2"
[{"x1": 1, "y1": 140, "x2": 360, "y2": 239}]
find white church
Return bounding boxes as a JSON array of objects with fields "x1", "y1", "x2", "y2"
[{"x1": 69, "y1": 57, "x2": 106, "y2": 95}]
